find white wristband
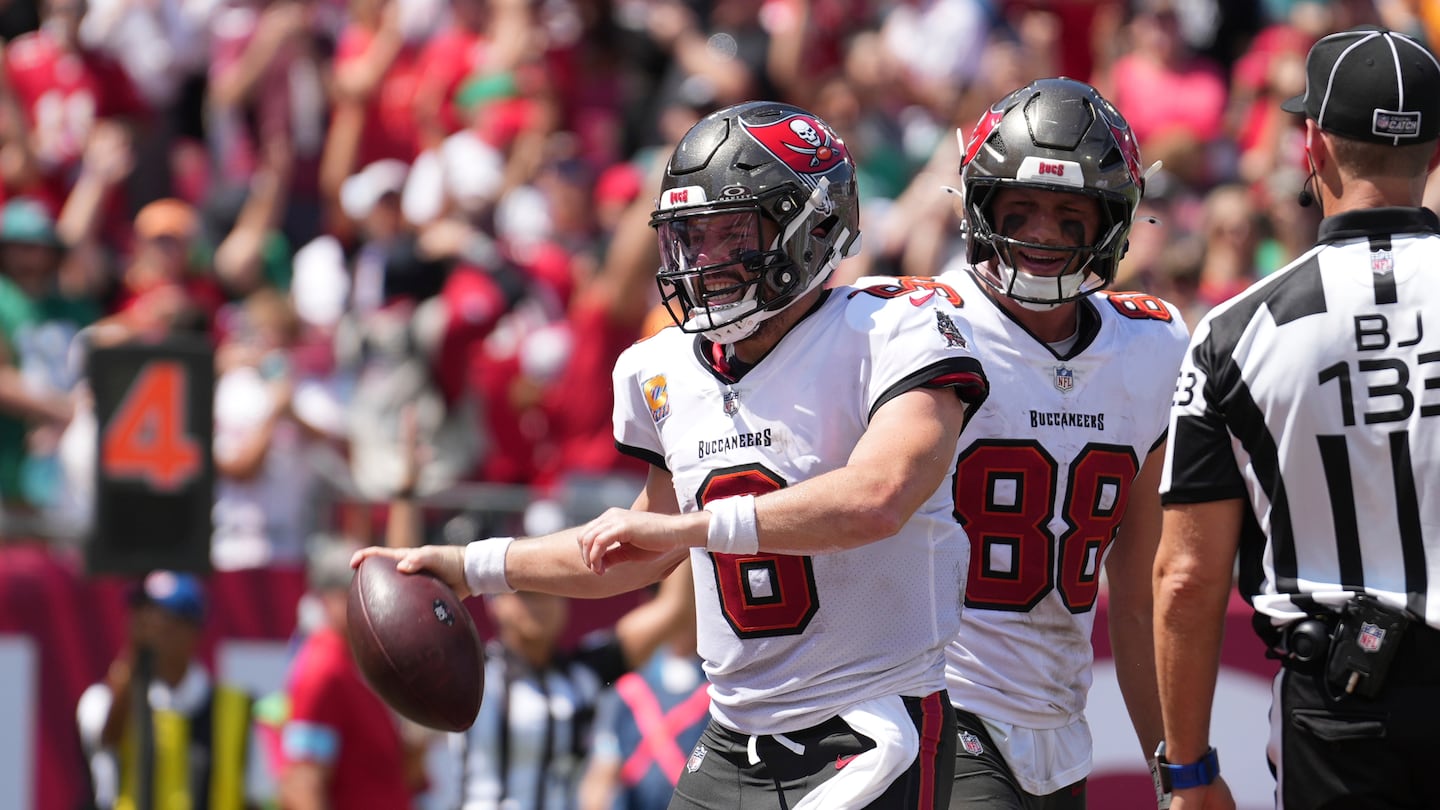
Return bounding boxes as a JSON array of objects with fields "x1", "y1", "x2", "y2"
[
  {"x1": 463, "y1": 537, "x2": 516, "y2": 595},
  {"x1": 704, "y1": 495, "x2": 759, "y2": 555}
]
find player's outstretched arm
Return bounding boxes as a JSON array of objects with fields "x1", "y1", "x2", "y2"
[{"x1": 352, "y1": 465, "x2": 689, "y2": 599}]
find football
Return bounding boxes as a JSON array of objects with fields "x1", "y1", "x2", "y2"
[{"x1": 346, "y1": 555, "x2": 485, "y2": 731}]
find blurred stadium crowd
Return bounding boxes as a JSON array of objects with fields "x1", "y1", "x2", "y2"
[
  {"x1": 0, "y1": 0, "x2": 1438, "y2": 806},
  {"x1": 0, "y1": 0, "x2": 1435, "y2": 557}
]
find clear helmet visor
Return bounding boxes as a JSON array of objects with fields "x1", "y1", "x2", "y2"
[{"x1": 656, "y1": 210, "x2": 774, "y2": 334}]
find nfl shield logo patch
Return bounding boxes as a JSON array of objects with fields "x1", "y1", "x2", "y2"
[
  {"x1": 687, "y1": 743, "x2": 708, "y2": 773},
  {"x1": 959, "y1": 730, "x2": 984, "y2": 756},
  {"x1": 723, "y1": 389, "x2": 740, "y2": 416},
  {"x1": 1371, "y1": 249, "x2": 1394, "y2": 276},
  {"x1": 1054, "y1": 366, "x2": 1075, "y2": 392},
  {"x1": 1359, "y1": 622, "x2": 1386, "y2": 652}
]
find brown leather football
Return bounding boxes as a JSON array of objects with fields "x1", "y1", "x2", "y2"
[{"x1": 346, "y1": 555, "x2": 484, "y2": 731}]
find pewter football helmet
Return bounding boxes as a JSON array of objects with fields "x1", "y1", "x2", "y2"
[
  {"x1": 651, "y1": 101, "x2": 861, "y2": 344},
  {"x1": 961, "y1": 77, "x2": 1144, "y2": 306}
]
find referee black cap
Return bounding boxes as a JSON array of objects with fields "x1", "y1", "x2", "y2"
[{"x1": 1281, "y1": 26, "x2": 1440, "y2": 145}]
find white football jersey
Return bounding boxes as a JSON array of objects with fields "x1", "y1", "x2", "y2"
[
  {"x1": 923, "y1": 268, "x2": 1187, "y2": 788},
  {"x1": 613, "y1": 287, "x2": 988, "y2": 735}
]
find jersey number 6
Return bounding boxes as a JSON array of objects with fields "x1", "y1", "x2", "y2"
[{"x1": 698, "y1": 464, "x2": 819, "y2": 638}]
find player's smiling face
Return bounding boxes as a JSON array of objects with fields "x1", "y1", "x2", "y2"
[{"x1": 991, "y1": 187, "x2": 1102, "y2": 277}]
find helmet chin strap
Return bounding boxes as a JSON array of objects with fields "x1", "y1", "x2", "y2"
[
  {"x1": 1007, "y1": 266, "x2": 1087, "y2": 304},
  {"x1": 688, "y1": 307, "x2": 763, "y2": 344},
  {"x1": 1014, "y1": 296, "x2": 1067, "y2": 313}
]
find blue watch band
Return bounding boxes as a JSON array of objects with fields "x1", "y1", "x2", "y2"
[{"x1": 1154, "y1": 744, "x2": 1220, "y2": 790}]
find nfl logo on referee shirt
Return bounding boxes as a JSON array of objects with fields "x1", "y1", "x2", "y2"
[
  {"x1": 959, "y1": 731, "x2": 984, "y2": 755},
  {"x1": 1372, "y1": 249, "x2": 1394, "y2": 276},
  {"x1": 1359, "y1": 622, "x2": 1386, "y2": 652},
  {"x1": 1054, "y1": 366, "x2": 1075, "y2": 392},
  {"x1": 723, "y1": 389, "x2": 740, "y2": 416}
]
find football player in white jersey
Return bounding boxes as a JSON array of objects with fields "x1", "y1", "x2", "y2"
[
  {"x1": 355, "y1": 101, "x2": 991, "y2": 809},
  {"x1": 865, "y1": 78, "x2": 1189, "y2": 809}
]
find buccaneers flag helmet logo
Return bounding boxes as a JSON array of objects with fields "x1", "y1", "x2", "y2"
[{"x1": 740, "y1": 114, "x2": 848, "y2": 176}]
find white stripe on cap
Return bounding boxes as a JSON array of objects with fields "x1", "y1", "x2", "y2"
[
  {"x1": 1397, "y1": 31, "x2": 1440, "y2": 74},
  {"x1": 1395, "y1": 34, "x2": 1440, "y2": 134},
  {"x1": 1317, "y1": 31, "x2": 1379, "y2": 133},
  {"x1": 1383, "y1": 32, "x2": 1405, "y2": 145}
]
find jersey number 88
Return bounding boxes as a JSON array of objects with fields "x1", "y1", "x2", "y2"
[{"x1": 954, "y1": 440, "x2": 1138, "y2": 613}]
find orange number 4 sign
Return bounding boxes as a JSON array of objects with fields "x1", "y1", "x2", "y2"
[
  {"x1": 101, "y1": 362, "x2": 203, "y2": 491},
  {"x1": 87, "y1": 339, "x2": 214, "y2": 576}
]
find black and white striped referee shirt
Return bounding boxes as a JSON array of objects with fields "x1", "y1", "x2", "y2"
[{"x1": 1162, "y1": 206, "x2": 1440, "y2": 629}]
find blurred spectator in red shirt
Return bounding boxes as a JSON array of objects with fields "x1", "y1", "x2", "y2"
[
  {"x1": 1100, "y1": 0, "x2": 1228, "y2": 188},
  {"x1": 115, "y1": 198, "x2": 224, "y2": 337},
  {"x1": 412, "y1": 0, "x2": 538, "y2": 151},
  {"x1": 333, "y1": 0, "x2": 428, "y2": 166},
  {"x1": 1229, "y1": 2, "x2": 1326, "y2": 186},
  {"x1": 1000, "y1": 0, "x2": 1126, "y2": 83},
  {"x1": 1193, "y1": 183, "x2": 1264, "y2": 314},
  {"x1": 530, "y1": 171, "x2": 654, "y2": 493},
  {"x1": 280, "y1": 538, "x2": 425, "y2": 809},
  {"x1": 1, "y1": 0, "x2": 147, "y2": 224},
  {"x1": 320, "y1": 0, "x2": 438, "y2": 228}
]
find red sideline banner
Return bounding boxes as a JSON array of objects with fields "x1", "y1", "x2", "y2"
[
  {"x1": 0, "y1": 543, "x2": 645, "y2": 810},
  {"x1": 2, "y1": 543, "x2": 1273, "y2": 810}
]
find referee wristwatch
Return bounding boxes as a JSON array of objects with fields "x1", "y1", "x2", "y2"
[{"x1": 1153, "y1": 742, "x2": 1221, "y2": 791}]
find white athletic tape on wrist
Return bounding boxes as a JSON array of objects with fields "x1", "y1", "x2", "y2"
[
  {"x1": 704, "y1": 495, "x2": 759, "y2": 555},
  {"x1": 463, "y1": 537, "x2": 516, "y2": 595}
]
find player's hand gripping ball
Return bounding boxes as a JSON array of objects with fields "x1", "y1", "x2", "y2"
[{"x1": 347, "y1": 554, "x2": 484, "y2": 731}]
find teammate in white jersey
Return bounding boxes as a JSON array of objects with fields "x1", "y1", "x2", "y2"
[
  {"x1": 355, "y1": 101, "x2": 990, "y2": 809},
  {"x1": 864, "y1": 78, "x2": 1187, "y2": 809},
  {"x1": 1155, "y1": 27, "x2": 1440, "y2": 810}
]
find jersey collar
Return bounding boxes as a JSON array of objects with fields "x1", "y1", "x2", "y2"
[
  {"x1": 1317, "y1": 206, "x2": 1440, "y2": 245},
  {"x1": 693, "y1": 288, "x2": 833, "y2": 384},
  {"x1": 976, "y1": 277, "x2": 1102, "y2": 361}
]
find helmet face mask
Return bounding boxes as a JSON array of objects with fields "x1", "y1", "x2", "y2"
[
  {"x1": 652, "y1": 102, "x2": 861, "y2": 344},
  {"x1": 656, "y1": 210, "x2": 784, "y2": 335},
  {"x1": 961, "y1": 78, "x2": 1145, "y2": 308}
]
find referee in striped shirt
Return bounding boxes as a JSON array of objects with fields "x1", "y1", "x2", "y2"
[{"x1": 1152, "y1": 25, "x2": 1440, "y2": 810}]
